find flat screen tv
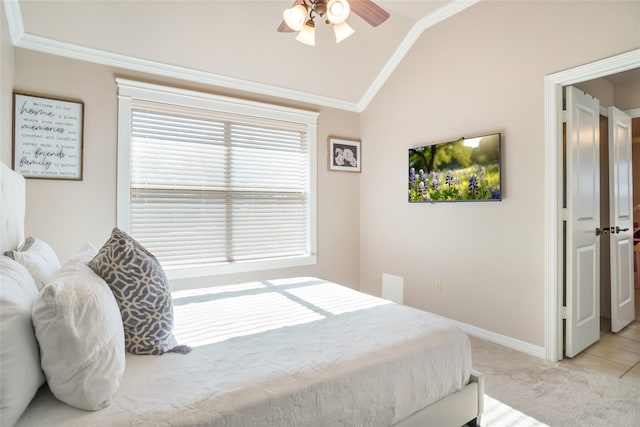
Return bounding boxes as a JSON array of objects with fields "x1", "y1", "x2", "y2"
[{"x1": 408, "y1": 132, "x2": 502, "y2": 203}]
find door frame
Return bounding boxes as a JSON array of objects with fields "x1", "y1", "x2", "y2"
[{"x1": 545, "y1": 48, "x2": 640, "y2": 361}]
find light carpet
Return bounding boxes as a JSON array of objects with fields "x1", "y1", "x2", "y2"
[{"x1": 469, "y1": 336, "x2": 640, "y2": 427}]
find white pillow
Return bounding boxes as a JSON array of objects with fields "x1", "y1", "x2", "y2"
[
  {"x1": 4, "y1": 238, "x2": 60, "y2": 290},
  {"x1": 32, "y1": 246, "x2": 125, "y2": 411},
  {"x1": 66, "y1": 241, "x2": 97, "y2": 264},
  {"x1": 0, "y1": 256, "x2": 45, "y2": 427}
]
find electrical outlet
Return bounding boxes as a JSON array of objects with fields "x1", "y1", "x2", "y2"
[{"x1": 435, "y1": 280, "x2": 442, "y2": 293}]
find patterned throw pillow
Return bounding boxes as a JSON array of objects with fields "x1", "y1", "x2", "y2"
[{"x1": 89, "y1": 228, "x2": 190, "y2": 355}]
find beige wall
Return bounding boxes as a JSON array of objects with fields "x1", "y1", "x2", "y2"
[
  {"x1": 575, "y1": 79, "x2": 614, "y2": 108},
  {"x1": 576, "y1": 73, "x2": 640, "y2": 110},
  {"x1": 1, "y1": 2, "x2": 14, "y2": 164},
  {"x1": 8, "y1": 49, "x2": 361, "y2": 291},
  {"x1": 359, "y1": 1, "x2": 640, "y2": 347},
  {"x1": 615, "y1": 79, "x2": 640, "y2": 111}
]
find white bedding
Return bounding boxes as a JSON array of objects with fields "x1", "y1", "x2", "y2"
[{"x1": 17, "y1": 277, "x2": 471, "y2": 427}]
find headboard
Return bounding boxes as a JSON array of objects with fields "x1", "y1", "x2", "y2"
[{"x1": 1, "y1": 162, "x2": 25, "y2": 253}]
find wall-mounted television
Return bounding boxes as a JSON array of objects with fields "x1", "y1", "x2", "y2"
[{"x1": 408, "y1": 132, "x2": 502, "y2": 203}]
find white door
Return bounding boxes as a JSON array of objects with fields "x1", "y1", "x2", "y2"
[
  {"x1": 609, "y1": 106, "x2": 635, "y2": 333},
  {"x1": 565, "y1": 86, "x2": 601, "y2": 358}
]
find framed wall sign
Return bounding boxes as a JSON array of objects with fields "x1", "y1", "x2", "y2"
[
  {"x1": 328, "y1": 136, "x2": 361, "y2": 172},
  {"x1": 12, "y1": 92, "x2": 84, "y2": 180}
]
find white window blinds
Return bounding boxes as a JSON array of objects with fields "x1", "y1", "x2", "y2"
[{"x1": 117, "y1": 80, "x2": 318, "y2": 278}]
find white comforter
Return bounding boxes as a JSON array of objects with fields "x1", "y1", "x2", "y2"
[{"x1": 17, "y1": 277, "x2": 471, "y2": 427}]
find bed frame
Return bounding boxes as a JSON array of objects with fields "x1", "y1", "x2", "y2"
[
  {"x1": 1, "y1": 161, "x2": 483, "y2": 426},
  {"x1": 395, "y1": 371, "x2": 483, "y2": 427}
]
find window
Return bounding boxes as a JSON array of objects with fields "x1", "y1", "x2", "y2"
[{"x1": 116, "y1": 79, "x2": 318, "y2": 279}]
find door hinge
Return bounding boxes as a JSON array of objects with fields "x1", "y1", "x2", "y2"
[
  {"x1": 562, "y1": 110, "x2": 568, "y2": 123},
  {"x1": 561, "y1": 306, "x2": 569, "y2": 319}
]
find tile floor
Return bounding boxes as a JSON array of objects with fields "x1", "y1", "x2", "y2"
[{"x1": 562, "y1": 294, "x2": 640, "y2": 385}]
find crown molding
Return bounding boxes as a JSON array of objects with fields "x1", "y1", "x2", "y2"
[
  {"x1": 13, "y1": 33, "x2": 362, "y2": 112},
  {"x1": 3, "y1": 0, "x2": 23, "y2": 44},
  {"x1": 358, "y1": 0, "x2": 480, "y2": 111},
  {"x1": 3, "y1": 0, "x2": 479, "y2": 113},
  {"x1": 626, "y1": 108, "x2": 640, "y2": 118}
]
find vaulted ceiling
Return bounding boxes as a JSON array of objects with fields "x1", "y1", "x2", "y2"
[
  {"x1": 6, "y1": 1, "x2": 639, "y2": 112},
  {"x1": 5, "y1": 0, "x2": 479, "y2": 111}
]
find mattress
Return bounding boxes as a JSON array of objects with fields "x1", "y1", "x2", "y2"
[{"x1": 17, "y1": 277, "x2": 471, "y2": 427}]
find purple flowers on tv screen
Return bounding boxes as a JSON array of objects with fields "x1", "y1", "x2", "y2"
[{"x1": 409, "y1": 133, "x2": 501, "y2": 203}]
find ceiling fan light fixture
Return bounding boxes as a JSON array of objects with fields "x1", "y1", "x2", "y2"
[
  {"x1": 283, "y1": 4, "x2": 308, "y2": 31},
  {"x1": 296, "y1": 20, "x2": 316, "y2": 46},
  {"x1": 333, "y1": 20, "x2": 355, "y2": 43},
  {"x1": 326, "y1": 0, "x2": 350, "y2": 24},
  {"x1": 280, "y1": 0, "x2": 388, "y2": 44}
]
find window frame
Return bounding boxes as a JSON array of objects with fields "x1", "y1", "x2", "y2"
[{"x1": 116, "y1": 78, "x2": 318, "y2": 280}]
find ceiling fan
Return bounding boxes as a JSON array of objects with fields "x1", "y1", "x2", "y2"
[{"x1": 278, "y1": 0, "x2": 390, "y2": 45}]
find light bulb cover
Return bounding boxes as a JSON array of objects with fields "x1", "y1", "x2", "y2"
[
  {"x1": 296, "y1": 21, "x2": 316, "y2": 46},
  {"x1": 333, "y1": 21, "x2": 355, "y2": 43},
  {"x1": 327, "y1": 0, "x2": 350, "y2": 24},
  {"x1": 283, "y1": 4, "x2": 308, "y2": 31}
]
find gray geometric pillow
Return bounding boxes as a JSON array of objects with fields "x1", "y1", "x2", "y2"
[{"x1": 88, "y1": 227, "x2": 190, "y2": 355}]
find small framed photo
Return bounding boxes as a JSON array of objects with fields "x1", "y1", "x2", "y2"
[
  {"x1": 328, "y1": 136, "x2": 361, "y2": 172},
  {"x1": 12, "y1": 92, "x2": 84, "y2": 180}
]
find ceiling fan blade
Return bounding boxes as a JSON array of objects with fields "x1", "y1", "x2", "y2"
[
  {"x1": 349, "y1": 0, "x2": 390, "y2": 27},
  {"x1": 278, "y1": 21, "x2": 295, "y2": 33},
  {"x1": 278, "y1": 0, "x2": 305, "y2": 32}
]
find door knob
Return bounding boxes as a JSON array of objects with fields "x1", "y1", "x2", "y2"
[
  {"x1": 614, "y1": 226, "x2": 629, "y2": 234},
  {"x1": 596, "y1": 227, "x2": 609, "y2": 236}
]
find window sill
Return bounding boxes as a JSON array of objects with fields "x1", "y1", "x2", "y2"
[{"x1": 164, "y1": 254, "x2": 317, "y2": 280}]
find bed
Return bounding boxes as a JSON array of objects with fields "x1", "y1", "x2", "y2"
[{"x1": 1, "y1": 162, "x2": 483, "y2": 427}]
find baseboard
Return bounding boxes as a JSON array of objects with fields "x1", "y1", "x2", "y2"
[{"x1": 449, "y1": 319, "x2": 546, "y2": 359}]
